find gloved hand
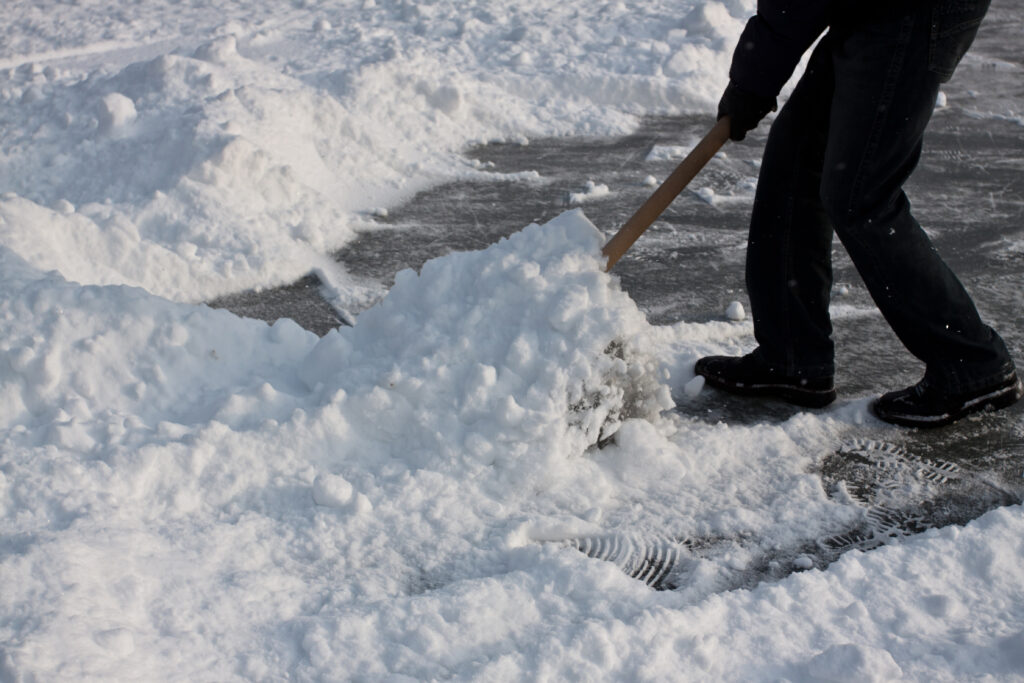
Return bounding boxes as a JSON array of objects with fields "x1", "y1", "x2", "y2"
[{"x1": 717, "y1": 81, "x2": 777, "y2": 141}]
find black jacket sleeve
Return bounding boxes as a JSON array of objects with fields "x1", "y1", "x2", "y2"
[{"x1": 728, "y1": 0, "x2": 832, "y2": 98}]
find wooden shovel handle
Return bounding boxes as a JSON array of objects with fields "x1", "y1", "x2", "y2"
[{"x1": 601, "y1": 117, "x2": 731, "y2": 271}]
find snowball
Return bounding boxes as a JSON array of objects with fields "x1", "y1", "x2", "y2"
[
  {"x1": 642, "y1": 175, "x2": 658, "y2": 187},
  {"x1": 313, "y1": 18, "x2": 332, "y2": 32},
  {"x1": 695, "y1": 187, "x2": 716, "y2": 205},
  {"x1": 97, "y1": 93, "x2": 137, "y2": 133},
  {"x1": 312, "y1": 473, "x2": 354, "y2": 508},
  {"x1": 936, "y1": 90, "x2": 948, "y2": 108},
  {"x1": 725, "y1": 301, "x2": 745, "y2": 321},
  {"x1": 683, "y1": 374, "x2": 705, "y2": 398}
]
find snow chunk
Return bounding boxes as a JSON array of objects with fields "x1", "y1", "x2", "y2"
[
  {"x1": 793, "y1": 554, "x2": 814, "y2": 570},
  {"x1": 683, "y1": 375, "x2": 705, "y2": 398},
  {"x1": 694, "y1": 186, "x2": 716, "y2": 205},
  {"x1": 568, "y1": 181, "x2": 610, "y2": 205},
  {"x1": 725, "y1": 301, "x2": 745, "y2": 321},
  {"x1": 193, "y1": 36, "x2": 242, "y2": 65},
  {"x1": 312, "y1": 473, "x2": 354, "y2": 508},
  {"x1": 97, "y1": 93, "x2": 137, "y2": 133}
]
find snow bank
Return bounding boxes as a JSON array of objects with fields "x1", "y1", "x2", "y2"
[
  {"x1": 0, "y1": 0, "x2": 748, "y2": 303},
  {"x1": 3, "y1": 1, "x2": 1023, "y2": 681},
  {"x1": 0, "y1": 210, "x2": 673, "y2": 677},
  {"x1": 2, "y1": 212, "x2": 1022, "y2": 680}
]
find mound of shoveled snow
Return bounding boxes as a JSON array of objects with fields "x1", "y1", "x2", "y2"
[{"x1": 300, "y1": 209, "x2": 673, "y2": 486}]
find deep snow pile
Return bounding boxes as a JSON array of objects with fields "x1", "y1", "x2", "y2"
[
  {"x1": 0, "y1": 0, "x2": 743, "y2": 302},
  {"x1": 299, "y1": 211, "x2": 672, "y2": 471},
  {"x1": 3, "y1": 210, "x2": 1023, "y2": 681},
  {"x1": 0, "y1": 211, "x2": 675, "y2": 677},
  {"x1": 2, "y1": 0, "x2": 1024, "y2": 681}
]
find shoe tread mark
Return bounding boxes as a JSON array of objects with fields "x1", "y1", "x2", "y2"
[
  {"x1": 837, "y1": 438, "x2": 964, "y2": 489},
  {"x1": 567, "y1": 534, "x2": 694, "y2": 590},
  {"x1": 817, "y1": 438, "x2": 965, "y2": 558}
]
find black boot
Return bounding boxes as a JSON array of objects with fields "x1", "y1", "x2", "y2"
[
  {"x1": 694, "y1": 352, "x2": 836, "y2": 408},
  {"x1": 871, "y1": 367, "x2": 1023, "y2": 428}
]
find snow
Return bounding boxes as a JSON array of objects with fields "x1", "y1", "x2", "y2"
[
  {"x1": 2, "y1": 0, "x2": 1023, "y2": 681},
  {"x1": 695, "y1": 185, "x2": 718, "y2": 205},
  {"x1": 0, "y1": 0, "x2": 735, "y2": 304},
  {"x1": 568, "y1": 180, "x2": 611, "y2": 205},
  {"x1": 725, "y1": 300, "x2": 746, "y2": 321}
]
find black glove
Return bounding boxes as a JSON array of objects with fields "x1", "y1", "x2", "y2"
[{"x1": 717, "y1": 81, "x2": 777, "y2": 141}]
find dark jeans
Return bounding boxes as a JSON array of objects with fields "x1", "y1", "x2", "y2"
[{"x1": 745, "y1": 0, "x2": 1013, "y2": 393}]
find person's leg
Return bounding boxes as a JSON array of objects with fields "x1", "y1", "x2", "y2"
[
  {"x1": 694, "y1": 38, "x2": 839, "y2": 408},
  {"x1": 820, "y1": 7, "x2": 1019, "y2": 424},
  {"x1": 744, "y1": 38, "x2": 837, "y2": 380}
]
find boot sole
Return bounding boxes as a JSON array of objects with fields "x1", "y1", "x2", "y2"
[{"x1": 871, "y1": 375, "x2": 1024, "y2": 428}]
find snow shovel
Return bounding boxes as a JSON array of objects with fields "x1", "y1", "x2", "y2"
[{"x1": 601, "y1": 116, "x2": 731, "y2": 271}]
